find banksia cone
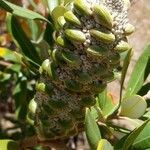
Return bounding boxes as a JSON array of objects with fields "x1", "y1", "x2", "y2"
[{"x1": 31, "y1": 0, "x2": 134, "y2": 140}]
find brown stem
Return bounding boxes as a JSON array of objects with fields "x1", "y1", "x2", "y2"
[{"x1": 97, "y1": 121, "x2": 118, "y2": 144}]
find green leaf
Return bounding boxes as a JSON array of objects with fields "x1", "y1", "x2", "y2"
[
  {"x1": 97, "y1": 139, "x2": 113, "y2": 150},
  {"x1": 0, "y1": 47, "x2": 22, "y2": 63},
  {"x1": 110, "y1": 49, "x2": 132, "y2": 118},
  {"x1": 120, "y1": 95, "x2": 147, "y2": 119},
  {"x1": 27, "y1": 0, "x2": 37, "y2": 9},
  {"x1": 6, "y1": 14, "x2": 41, "y2": 66},
  {"x1": 97, "y1": 89, "x2": 107, "y2": 109},
  {"x1": 43, "y1": 15, "x2": 55, "y2": 47},
  {"x1": 114, "y1": 135, "x2": 128, "y2": 150},
  {"x1": 120, "y1": 49, "x2": 132, "y2": 100},
  {"x1": 0, "y1": 0, "x2": 13, "y2": 12},
  {"x1": 122, "y1": 119, "x2": 150, "y2": 150},
  {"x1": 133, "y1": 122, "x2": 150, "y2": 149},
  {"x1": 0, "y1": 0, "x2": 50, "y2": 23},
  {"x1": 90, "y1": 106, "x2": 99, "y2": 120},
  {"x1": 124, "y1": 44, "x2": 150, "y2": 97},
  {"x1": 28, "y1": 20, "x2": 39, "y2": 41},
  {"x1": 35, "y1": 40, "x2": 50, "y2": 60},
  {"x1": 85, "y1": 108, "x2": 101, "y2": 150},
  {"x1": 98, "y1": 90, "x2": 116, "y2": 118},
  {"x1": 13, "y1": 79, "x2": 31, "y2": 121},
  {"x1": 8, "y1": 64, "x2": 21, "y2": 73},
  {"x1": 0, "y1": 140, "x2": 19, "y2": 150}
]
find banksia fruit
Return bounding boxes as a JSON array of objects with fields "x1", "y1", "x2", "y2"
[{"x1": 31, "y1": 0, "x2": 134, "y2": 140}]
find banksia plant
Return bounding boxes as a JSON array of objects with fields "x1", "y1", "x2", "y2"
[
  {"x1": 33, "y1": 0, "x2": 134, "y2": 140},
  {"x1": 1, "y1": 0, "x2": 150, "y2": 149}
]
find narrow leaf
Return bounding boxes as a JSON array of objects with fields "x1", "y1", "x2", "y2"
[
  {"x1": 111, "y1": 49, "x2": 133, "y2": 117},
  {"x1": 13, "y1": 80, "x2": 30, "y2": 120},
  {"x1": 0, "y1": 0, "x2": 13, "y2": 12},
  {"x1": 6, "y1": 14, "x2": 41, "y2": 65},
  {"x1": 133, "y1": 122, "x2": 150, "y2": 149},
  {"x1": 85, "y1": 108, "x2": 101, "y2": 150},
  {"x1": 28, "y1": 20, "x2": 39, "y2": 41},
  {"x1": 0, "y1": 0, "x2": 50, "y2": 23},
  {"x1": 120, "y1": 49, "x2": 132, "y2": 100},
  {"x1": 124, "y1": 44, "x2": 150, "y2": 97},
  {"x1": 44, "y1": 15, "x2": 55, "y2": 47},
  {"x1": 122, "y1": 119, "x2": 150, "y2": 150}
]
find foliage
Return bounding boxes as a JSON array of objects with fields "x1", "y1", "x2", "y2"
[{"x1": 0, "y1": 0, "x2": 150, "y2": 149}]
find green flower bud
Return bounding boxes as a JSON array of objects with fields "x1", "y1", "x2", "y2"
[
  {"x1": 70, "y1": 108, "x2": 85, "y2": 119},
  {"x1": 90, "y1": 64, "x2": 108, "y2": 77},
  {"x1": 52, "y1": 49, "x2": 63, "y2": 64},
  {"x1": 90, "y1": 81, "x2": 106, "y2": 94},
  {"x1": 35, "y1": 82, "x2": 45, "y2": 92},
  {"x1": 64, "y1": 29, "x2": 86, "y2": 43},
  {"x1": 86, "y1": 45, "x2": 108, "y2": 57},
  {"x1": 50, "y1": 62, "x2": 58, "y2": 80},
  {"x1": 62, "y1": 51, "x2": 81, "y2": 66},
  {"x1": 48, "y1": 99, "x2": 67, "y2": 108},
  {"x1": 114, "y1": 41, "x2": 131, "y2": 52},
  {"x1": 38, "y1": 111, "x2": 49, "y2": 120},
  {"x1": 80, "y1": 96, "x2": 96, "y2": 107},
  {"x1": 101, "y1": 71, "x2": 115, "y2": 82},
  {"x1": 64, "y1": 11, "x2": 82, "y2": 26},
  {"x1": 64, "y1": 80, "x2": 82, "y2": 92},
  {"x1": 108, "y1": 52, "x2": 120, "y2": 65},
  {"x1": 56, "y1": 36, "x2": 71, "y2": 48},
  {"x1": 93, "y1": 5, "x2": 113, "y2": 29},
  {"x1": 50, "y1": 126, "x2": 66, "y2": 136},
  {"x1": 42, "y1": 103, "x2": 55, "y2": 116},
  {"x1": 73, "y1": 0, "x2": 92, "y2": 16},
  {"x1": 123, "y1": 23, "x2": 135, "y2": 35},
  {"x1": 90, "y1": 29, "x2": 115, "y2": 43},
  {"x1": 77, "y1": 71, "x2": 92, "y2": 84},
  {"x1": 58, "y1": 118, "x2": 74, "y2": 129},
  {"x1": 28, "y1": 98, "x2": 37, "y2": 122}
]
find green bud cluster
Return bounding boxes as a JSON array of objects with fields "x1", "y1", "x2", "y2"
[{"x1": 32, "y1": 0, "x2": 134, "y2": 140}]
